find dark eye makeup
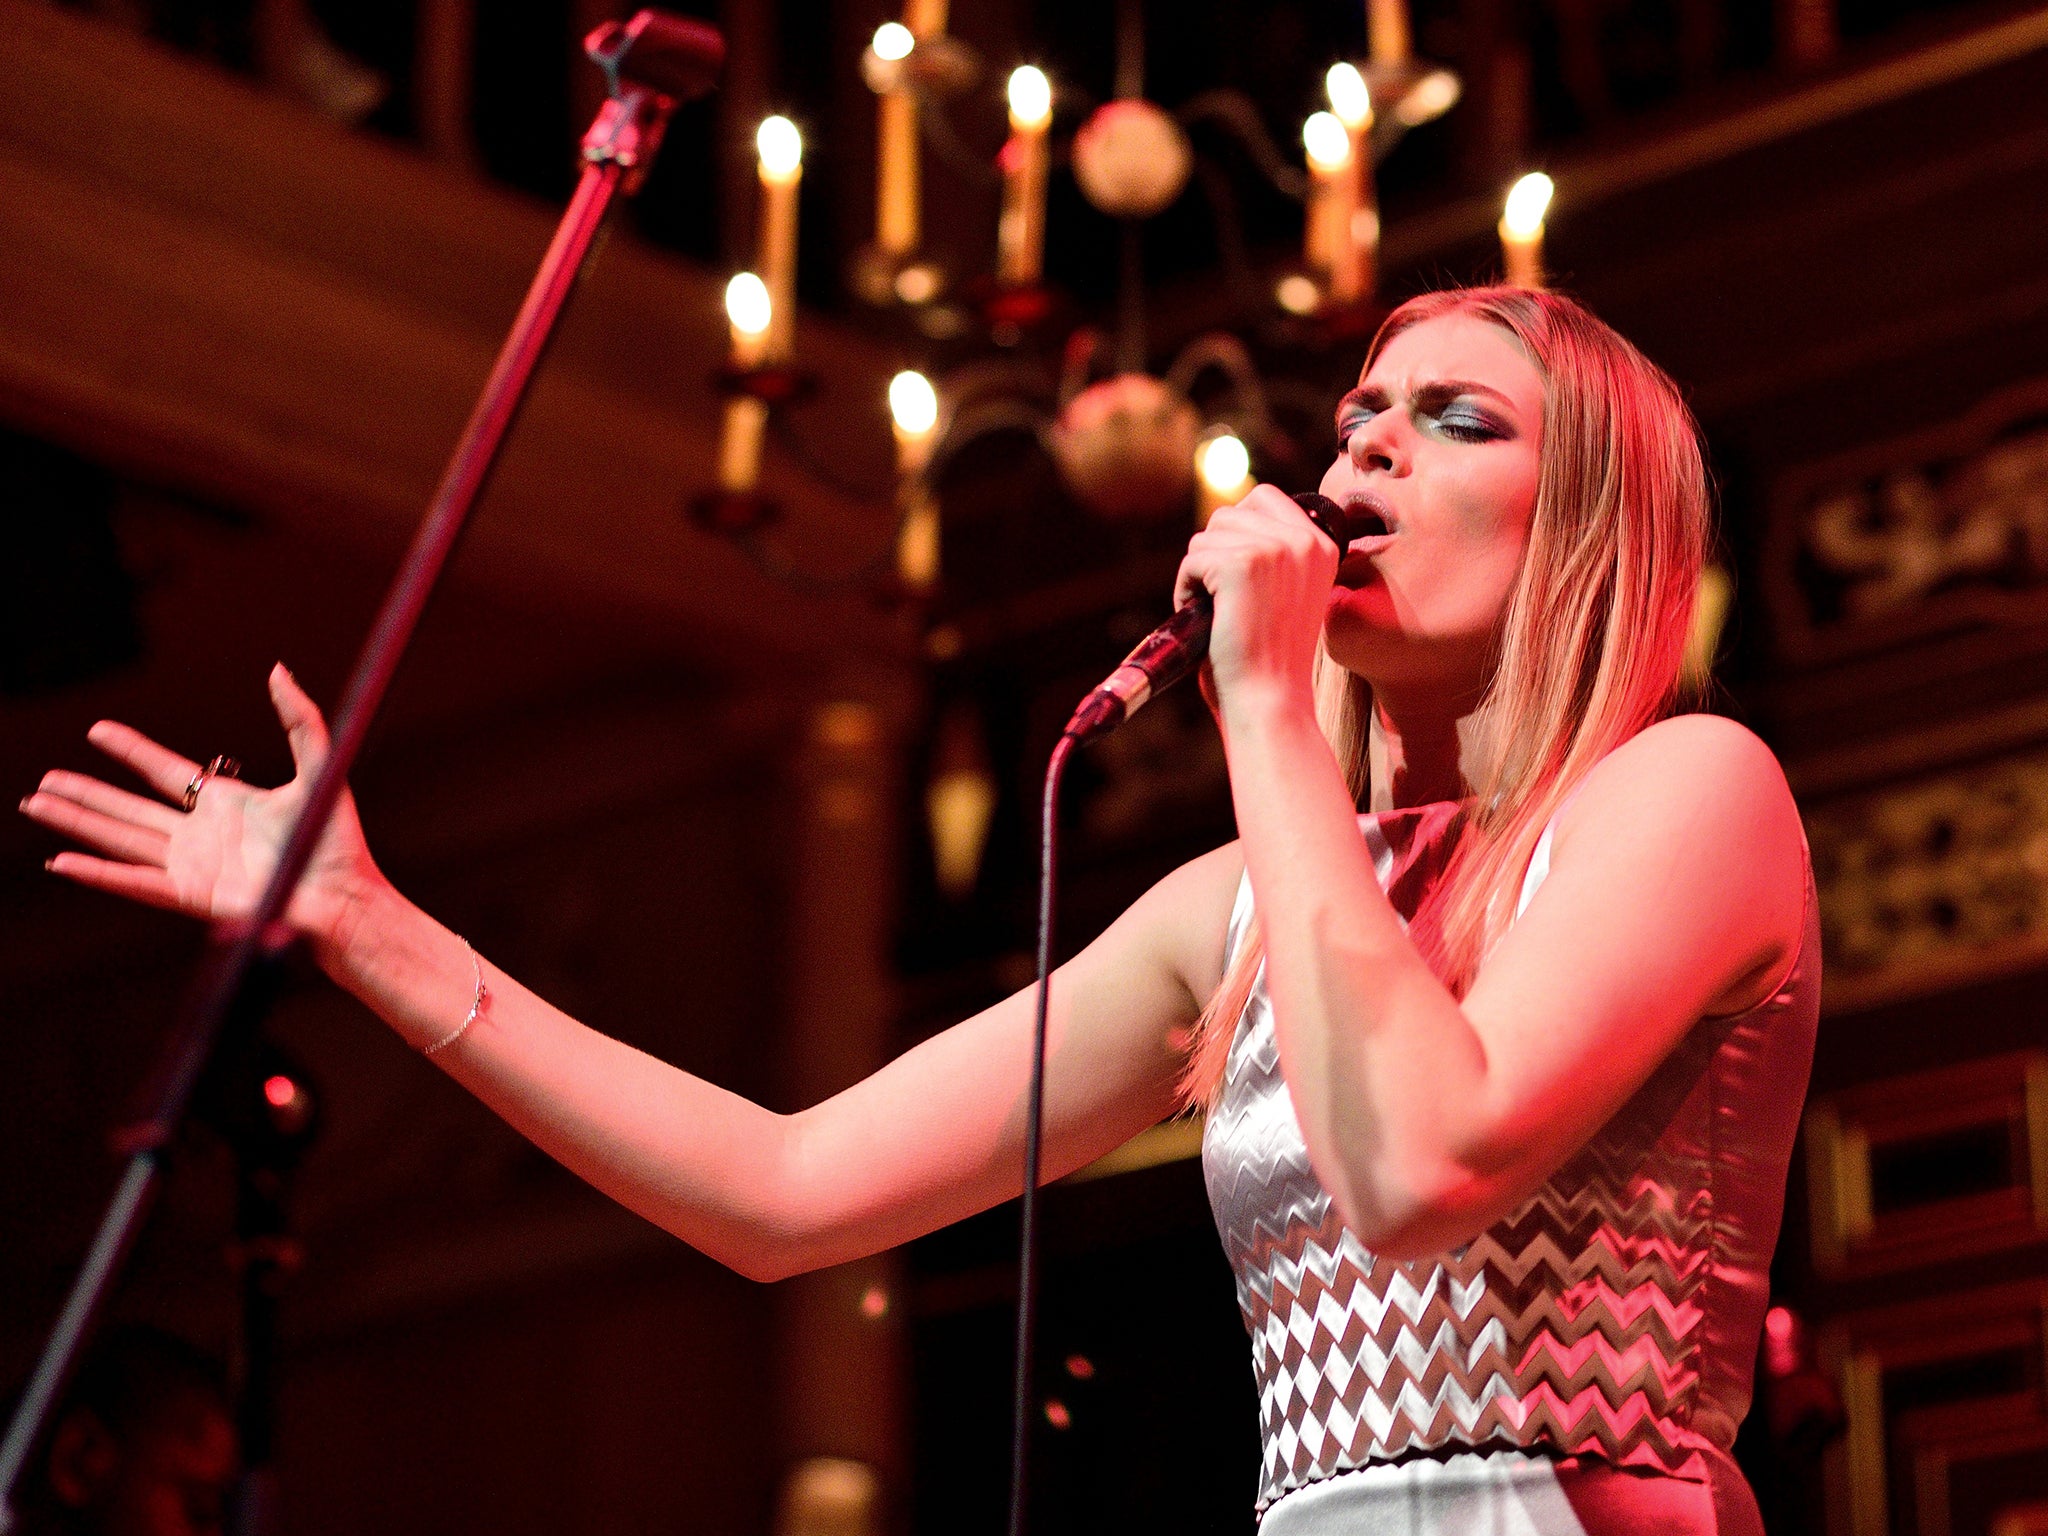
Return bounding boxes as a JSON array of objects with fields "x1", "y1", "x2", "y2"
[{"x1": 1333, "y1": 397, "x2": 1508, "y2": 451}]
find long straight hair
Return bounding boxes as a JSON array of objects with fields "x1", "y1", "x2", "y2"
[{"x1": 1179, "y1": 287, "x2": 1711, "y2": 1109}]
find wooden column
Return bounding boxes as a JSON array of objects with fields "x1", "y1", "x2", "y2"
[
  {"x1": 773, "y1": 687, "x2": 913, "y2": 1536},
  {"x1": 1777, "y1": 0, "x2": 1839, "y2": 70},
  {"x1": 414, "y1": 0, "x2": 477, "y2": 167}
]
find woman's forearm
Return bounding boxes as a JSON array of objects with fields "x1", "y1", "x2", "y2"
[
  {"x1": 1217, "y1": 683, "x2": 1492, "y2": 1252},
  {"x1": 319, "y1": 878, "x2": 810, "y2": 1281}
]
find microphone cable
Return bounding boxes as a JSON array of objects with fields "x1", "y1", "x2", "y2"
[
  {"x1": 1005, "y1": 729, "x2": 1075, "y2": 1536},
  {"x1": 1002, "y1": 492, "x2": 1351, "y2": 1536}
]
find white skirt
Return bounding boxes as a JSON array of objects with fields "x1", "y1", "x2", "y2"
[{"x1": 1256, "y1": 1449, "x2": 1750, "y2": 1535}]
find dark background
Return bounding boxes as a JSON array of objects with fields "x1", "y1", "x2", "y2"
[{"x1": 6, "y1": 0, "x2": 2048, "y2": 1529}]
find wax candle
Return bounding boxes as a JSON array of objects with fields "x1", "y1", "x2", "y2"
[
  {"x1": 1369, "y1": 0, "x2": 1411, "y2": 67},
  {"x1": 1303, "y1": 111, "x2": 1352, "y2": 295},
  {"x1": 719, "y1": 273, "x2": 772, "y2": 493},
  {"x1": 872, "y1": 23, "x2": 918, "y2": 256},
  {"x1": 1324, "y1": 63, "x2": 1374, "y2": 302},
  {"x1": 998, "y1": 66, "x2": 1053, "y2": 287},
  {"x1": 755, "y1": 116, "x2": 802, "y2": 362},
  {"x1": 873, "y1": 0, "x2": 950, "y2": 260},
  {"x1": 890, "y1": 370, "x2": 941, "y2": 589},
  {"x1": 1499, "y1": 172, "x2": 1554, "y2": 289}
]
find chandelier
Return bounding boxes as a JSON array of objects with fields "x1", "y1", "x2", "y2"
[{"x1": 685, "y1": 0, "x2": 1568, "y2": 896}]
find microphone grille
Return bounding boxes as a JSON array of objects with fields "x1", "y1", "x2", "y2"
[{"x1": 1292, "y1": 492, "x2": 1351, "y2": 553}]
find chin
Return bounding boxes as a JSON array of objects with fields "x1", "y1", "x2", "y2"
[{"x1": 1322, "y1": 603, "x2": 1496, "y2": 700}]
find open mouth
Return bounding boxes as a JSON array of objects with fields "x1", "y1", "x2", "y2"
[
  {"x1": 1335, "y1": 499, "x2": 1394, "y2": 586},
  {"x1": 1337, "y1": 492, "x2": 1395, "y2": 547}
]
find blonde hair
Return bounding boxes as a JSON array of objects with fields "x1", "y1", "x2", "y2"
[{"x1": 1179, "y1": 286, "x2": 1711, "y2": 1109}]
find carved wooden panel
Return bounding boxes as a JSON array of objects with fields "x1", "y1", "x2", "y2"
[
  {"x1": 1765, "y1": 379, "x2": 2048, "y2": 666},
  {"x1": 1806, "y1": 744, "x2": 2048, "y2": 1010},
  {"x1": 1819, "y1": 1280, "x2": 2048, "y2": 1536},
  {"x1": 1805, "y1": 1052, "x2": 2048, "y2": 1279}
]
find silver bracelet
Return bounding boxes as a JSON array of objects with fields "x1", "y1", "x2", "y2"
[{"x1": 423, "y1": 937, "x2": 486, "y2": 1057}]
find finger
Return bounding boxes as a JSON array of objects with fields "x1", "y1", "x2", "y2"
[
  {"x1": 86, "y1": 720, "x2": 202, "y2": 803},
  {"x1": 44, "y1": 851, "x2": 185, "y2": 913},
  {"x1": 21, "y1": 791, "x2": 171, "y2": 866},
  {"x1": 1204, "y1": 500, "x2": 1329, "y2": 553},
  {"x1": 1241, "y1": 482, "x2": 1310, "y2": 521},
  {"x1": 1176, "y1": 526, "x2": 1262, "y2": 580},
  {"x1": 1174, "y1": 529, "x2": 1253, "y2": 603},
  {"x1": 269, "y1": 664, "x2": 330, "y2": 772},
  {"x1": 33, "y1": 770, "x2": 183, "y2": 835}
]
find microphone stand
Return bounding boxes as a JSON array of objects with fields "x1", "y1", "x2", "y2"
[{"x1": 0, "y1": 16, "x2": 718, "y2": 1528}]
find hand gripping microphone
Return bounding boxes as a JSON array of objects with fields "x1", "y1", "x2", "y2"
[{"x1": 1062, "y1": 492, "x2": 1353, "y2": 744}]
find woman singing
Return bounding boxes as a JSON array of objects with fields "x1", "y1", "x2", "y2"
[{"x1": 22, "y1": 287, "x2": 1817, "y2": 1534}]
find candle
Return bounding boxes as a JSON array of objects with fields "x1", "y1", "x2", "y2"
[
  {"x1": 927, "y1": 704, "x2": 996, "y2": 898},
  {"x1": 1369, "y1": 0, "x2": 1411, "y2": 67},
  {"x1": 1195, "y1": 431, "x2": 1254, "y2": 528},
  {"x1": 890, "y1": 370, "x2": 941, "y2": 589},
  {"x1": 719, "y1": 273, "x2": 772, "y2": 493},
  {"x1": 1324, "y1": 63, "x2": 1374, "y2": 302},
  {"x1": 755, "y1": 116, "x2": 802, "y2": 362},
  {"x1": 1302, "y1": 111, "x2": 1352, "y2": 295},
  {"x1": 872, "y1": 0, "x2": 949, "y2": 260},
  {"x1": 872, "y1": 22, "x2": 918, "y2": 256},
  {"x1": 1499, "y1": 172, "x2": 1553, "y2": 289},
  {"x1": 998, "y1": 66, "x2": 1053, "y2": 287}
]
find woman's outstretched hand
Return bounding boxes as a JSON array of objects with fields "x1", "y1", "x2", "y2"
[{"x1": 19, "y1": 664, "x2": 384, "y2": 961}]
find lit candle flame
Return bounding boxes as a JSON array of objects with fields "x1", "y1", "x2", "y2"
[
  {"x1": 756, "y1": 115, "x2": 802, "y2": 179},
  {"x1": 1503, "y1": 173, "x2": 1555, "y2": 240},
  {"x1": 1007, "y1": 65, "x2": 1052, "y2": 129},
  {"x1": 890, "y1": 370, "x2": 939, "y2": 436},
  {"x1": 1325, "y1": 63, "x2": 1371, "y2": 131},
  {"x1": 1197, "y1": 433, "x2": 1250, "y2": 495},
  {"x1": 1302, "y1": 111, "x2": 1351, "y2": 172},
  {"x1": 725, "y1": 272, "x2": 771, "y2": 339}
]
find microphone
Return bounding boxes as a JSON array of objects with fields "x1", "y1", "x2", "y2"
[
  {"x1": 585, "y1": 11, "x2": 726, "y2": 104},
  {"x1": 1063, "y1": 492, "x2": 1352, "y2": 743}
]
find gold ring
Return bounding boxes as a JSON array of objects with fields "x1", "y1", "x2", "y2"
[{"x1": 181, "y1": 755, "x2": 242, "y2": 812}]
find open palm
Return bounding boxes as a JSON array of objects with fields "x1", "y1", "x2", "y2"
[{"x1": 20, "y1": 664, "x2": 380, "y2": 952}]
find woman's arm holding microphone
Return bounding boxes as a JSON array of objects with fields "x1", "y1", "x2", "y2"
[
  {"x1": 23, "y1": 666, "x2": 1239, "y2": 1283},
  {"x1": 1183, "y1": 488, "x2": 1808, "y2": 1261}
]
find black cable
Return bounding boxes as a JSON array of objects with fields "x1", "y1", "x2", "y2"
[{"x1": 1006, "y1": 730, "x2": 1078, "y2": 1536}]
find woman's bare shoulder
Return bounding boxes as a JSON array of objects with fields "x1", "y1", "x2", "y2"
[
  {"x1": 1567, "y1": 713, "x2": 1796, "y2": 835},
  {"x1": 1552, "y1": 712, "x2": 1805, "y2": 1012}
]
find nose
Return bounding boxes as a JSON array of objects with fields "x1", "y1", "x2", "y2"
[{"x1": 1345, "y1": 413, "x2": 1405, "y2": 475}]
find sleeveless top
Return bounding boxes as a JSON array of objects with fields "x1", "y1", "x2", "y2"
[{"x1": 1200, "y1": 802, "x2": 1820, "y2": 1521}]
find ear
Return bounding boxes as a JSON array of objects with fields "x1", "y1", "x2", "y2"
[{"x1": 46, "y1": 1409, "x2": 120, "y2": 1507}]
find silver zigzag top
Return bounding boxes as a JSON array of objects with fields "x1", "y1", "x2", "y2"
[{"x1": 1201, "y1": 804, "x2": 1819, "y2": 1513}]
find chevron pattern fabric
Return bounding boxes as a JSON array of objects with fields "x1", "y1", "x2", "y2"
[{"x1": 1201, "y1": 806, "x2": 1818, "y2": 1515}]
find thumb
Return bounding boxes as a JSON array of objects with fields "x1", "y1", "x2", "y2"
[{"x1": 269, "y1": 663, "x2": 331, "y2": 773}]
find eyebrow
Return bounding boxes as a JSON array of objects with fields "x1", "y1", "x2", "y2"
[{"x1": 1335, "y1": 378, "x2": 1521, "y2": 420}]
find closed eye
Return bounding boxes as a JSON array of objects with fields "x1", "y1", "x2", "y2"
[{"x1": 1432, "y1": 409, "x2": 1504, "y2": 442}]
